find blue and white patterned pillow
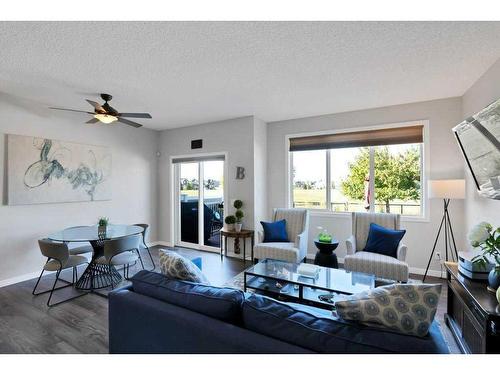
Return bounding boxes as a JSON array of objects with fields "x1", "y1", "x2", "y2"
[
  {"x1": 334, "y1": 283, "x2": 441, "y2": 337},
  {"x1": 159, "y1": 249, "x2": 209, "y2": 284}
]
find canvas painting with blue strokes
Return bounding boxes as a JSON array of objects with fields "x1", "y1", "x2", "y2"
[{"x1": 7, "y1": 134, "x2": 112, "y2": 205}]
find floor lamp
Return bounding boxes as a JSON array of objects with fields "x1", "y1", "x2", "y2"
[{"x1": 422, "y1": 179, "x2": 465, "y2": 282}]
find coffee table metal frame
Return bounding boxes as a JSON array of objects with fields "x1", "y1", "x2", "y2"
[{"x1": 243, "y1": 259, "x2": 376, "y2": 309}]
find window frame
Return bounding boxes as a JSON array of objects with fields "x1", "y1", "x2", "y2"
[{"x1": 286, "y1": 120, "x2": 430, "y2": 222}]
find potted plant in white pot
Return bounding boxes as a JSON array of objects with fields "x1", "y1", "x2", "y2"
[
  {"x1": 224, "y1": 215, "x2": 236, "y2": 231},
  {"x1": 470, "y1": 222, "x2": 500, "y2": 297},
  {"x1": 234, "y1": 199, "x2": 244, "y2": 232}
]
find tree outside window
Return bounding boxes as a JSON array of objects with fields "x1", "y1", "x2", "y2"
[{"x1": 292, "y1": 143, "x2": 422, "y2": 216}]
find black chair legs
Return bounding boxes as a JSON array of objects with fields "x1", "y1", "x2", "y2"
[
  {"x1": 145, "y1": 245, "x2": 156, "y2": 271},
  {"x1": 32, "y1": 266, "x2": 89, "y2": 307},
  {"x1": 135, "y1": 249, "x2": 145, "y2": 270},
  {"x1": 138, "y1": 243, "x2": 155, "y2": 271}
]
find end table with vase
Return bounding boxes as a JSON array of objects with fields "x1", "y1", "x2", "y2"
[{"x1": 313, "y1": 237, "x2": 339, "y2": 268}]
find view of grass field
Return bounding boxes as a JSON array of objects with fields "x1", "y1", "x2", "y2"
[
  {"x1": 293, "y1": 188, "x2": 420, "y2": 215},
  {"x1": 180, "y1": 188, "x2": 223, "y2": 199}
]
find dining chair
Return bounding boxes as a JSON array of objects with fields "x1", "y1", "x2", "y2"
[
  {"x1": 96, "y1": 234, "x2": 142, "y2": 289},
  {"x1": 133, "y1": 223, "x2": 155, "y2": 271},
  {"x1": 64, "y1": 226, "x2": 94, "y2": 255},
  {"x1": 32, "y1": 239, "x2": 89, "y2": 307}
]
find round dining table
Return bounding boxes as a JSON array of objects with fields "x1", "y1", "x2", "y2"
[{"x1": 48, "y1": 224, "x2": 144, "y2": 291}]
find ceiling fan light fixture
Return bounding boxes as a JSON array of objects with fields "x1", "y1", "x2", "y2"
[{"x1": 94, "y1": 113, "x2": 118, "y2": 124}]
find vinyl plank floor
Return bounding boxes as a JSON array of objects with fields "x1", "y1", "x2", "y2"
[
  {"x1": 0, "y1": 245, "x2": 247, "y2": 354},
  {"x1": 0, "y1": 245, "x2": 458, "y2": 353}
]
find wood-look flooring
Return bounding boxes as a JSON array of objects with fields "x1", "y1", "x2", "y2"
[{"x1": 0, "y1": 246, "x2": 458, "y2": 354}]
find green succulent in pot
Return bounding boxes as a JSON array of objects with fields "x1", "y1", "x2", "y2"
[
  {"x1": 97, "y1": 217, "x2": 109, "y2": 238},
  {"x1": 98, "y1": 217, "x2": 109, "y2": 227}
]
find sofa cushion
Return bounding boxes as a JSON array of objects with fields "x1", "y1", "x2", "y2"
[
  {"x1": 334, "y1": 283, "x2": 442, "y2": 337},
  {"x1": 131, "y1": 270, "x2": 245, "y2": 324},
  {"x1": 253, "y1": 242, "x2": 299, "y2": 263},
  {"x1": 344, "y1": 251, "x2": 409, "y2": 282},
  {"x1": 158, "y1": 249, "x2": 209, "y2": 284},
  {"x1": 363, "y1": 223, "x2": 406, "y2": 258},
  {"x1": 242, "y1": 294, "x2": 448, "y2": 353},
  {"x1": 261, "y1": 219, "x2": 288, "y2": 242}
]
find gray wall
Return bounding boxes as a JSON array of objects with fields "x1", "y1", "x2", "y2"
[
  {"x1": 253, "y1": 117, "x2": 268, "y2": 230},
  {"x1": 267, "y1": 97, "x2": 466, "y2": 275},
  {"x1": 158, "y1": 116, "x2": 257, "y2": 244},
  {"x1": 462, "y1": 58, "x2": 500, "y2": 231},
  {"x1": 0, "y1": 106, "x2": 159, "y2": 285}
]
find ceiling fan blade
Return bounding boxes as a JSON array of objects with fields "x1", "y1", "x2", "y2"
[
  {"x1": 118, "y1": 113, "x2": 152, "y2": 119},
  {"x1": 86, "y1": 99, "x2": 105, "y2": 112},
  {"x1": 118, "y1": 118, "x2": 143, "y2": 128},
  {"x1": 85, "y1": 118, "x2": 99, "y2": 124},
  {"x1": 49, "y1": 107, "x2": 94, "y2": 114}
]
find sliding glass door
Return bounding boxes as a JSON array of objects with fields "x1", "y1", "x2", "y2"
[
  {"x1": 174, "y1": 156, "x2": 225, "y2": 251},
  {"x1": 202, "y1": 160, "x2": 224, "y2": 247},
  {"x1": 179, "y1": 162, "x2": 200, "y2": 245}
]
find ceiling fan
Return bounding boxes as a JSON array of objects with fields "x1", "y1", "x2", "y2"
[{"x1": 49, "y1": 93, "x2": 152, "y2": 128}]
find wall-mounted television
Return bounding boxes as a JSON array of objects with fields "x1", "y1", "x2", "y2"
[{"x1": 453, "y1": 98, "x2": 500, "y2": 199}]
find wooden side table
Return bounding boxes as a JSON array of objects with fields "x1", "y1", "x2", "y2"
[{"x1": 220, "y1": 229, "x2": 254, "y2": 262}]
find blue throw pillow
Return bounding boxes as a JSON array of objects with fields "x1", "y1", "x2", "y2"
[
  {"x1": 261, "y1": 219, "x2": 288, "y2": 242},
  {"x1": 363, "y1": 223, "x2": 406, "y2": 258}
]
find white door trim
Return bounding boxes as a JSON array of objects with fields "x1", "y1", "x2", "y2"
[{"x1": 169, "y1": 152, "x2": 228, "y2": 252}]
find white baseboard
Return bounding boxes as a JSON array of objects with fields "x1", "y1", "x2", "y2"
[
  {"x1": 0, "y1": 271, "x2": 42, "y2": 288},
  {"x1": 408, "y1": 266, "x2": 444, "y2": 278},
  {"x1": 306, "y1": 254, "x2": 444, "y2": 279},
  {"x1": 150, "y1": 241, "x2": 173, "y2": 247}
]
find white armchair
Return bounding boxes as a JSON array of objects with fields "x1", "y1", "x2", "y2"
[
  {"x1": 344, "y1": 212, "x2": 409, "y2": 282},
  {"x1": 254, "y1": 208, "x2": 309, "y2": 263}
]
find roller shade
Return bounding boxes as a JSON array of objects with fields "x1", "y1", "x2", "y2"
[
  {"x1": 289, "y1": 125, "x2": 424, "y2": 152},
  {"x1": 172, "y1": 155, "x2": 225, "y2": 164}
]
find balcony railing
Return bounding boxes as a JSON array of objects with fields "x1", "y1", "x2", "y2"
[
  {"x1": 293, "y1": 201, "x2": 421, "y2": 215},
  {"x1": 206, "y1": 201, "x2": 224, "y2": 219}
]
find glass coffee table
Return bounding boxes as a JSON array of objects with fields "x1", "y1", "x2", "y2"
[{"x1": 244, "y1": 259, "x2": 375, "y2": 309}]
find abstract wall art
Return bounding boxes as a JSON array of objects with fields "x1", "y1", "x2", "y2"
[{"x1": 7, "y1": 134, "x2": 112, "y2": 205}]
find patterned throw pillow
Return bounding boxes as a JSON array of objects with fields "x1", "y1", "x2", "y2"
[
  {"x1": 158, "y1": 249, "x2": 209, "y2": 284},
  {"x1": 334, "y1": 283, "x2": 441, "y2": 337}
]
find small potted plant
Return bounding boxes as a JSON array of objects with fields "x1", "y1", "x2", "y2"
[
  {"x1": 471, "y1": 222, "x2": 500, "y2": 295},
  {"x1": 98, "y1": 217, "x2": 109, "y2": 237},
  {"x1": 234, "y1": 199, "x2": 244, "y2": 232},
  {"x1": 317, "y1": 226, "x2": 333, "y2": 243},
  {"x1": 224, "y1": 215, "x2": 236, "y2": 231}
]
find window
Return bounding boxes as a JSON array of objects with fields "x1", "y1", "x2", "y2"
[
  {"x1": 290, "y1": 125, "x2": 424, "y2": 216},
  {"x1": 291, "y1": 150, "x2": 327, "y2": 209},
  {"x1": 373, "y1": 144, "x2": 422, "y2": 215},
  {"x1": 330, "y1": 147, "x2": 369, "y2": 213}
]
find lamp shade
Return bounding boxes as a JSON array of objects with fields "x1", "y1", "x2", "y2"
[{"x1": 428, "y1": 179, "x2": 465, "y2": 199}]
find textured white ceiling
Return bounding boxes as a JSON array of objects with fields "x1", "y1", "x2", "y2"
[{"x1": 1, "y1": 21, "x2": 500, "y2": 130}]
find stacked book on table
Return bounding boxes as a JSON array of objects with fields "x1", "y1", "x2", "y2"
[{"x1": 297, "y1": 263, "x2": 320, "y2": 278}]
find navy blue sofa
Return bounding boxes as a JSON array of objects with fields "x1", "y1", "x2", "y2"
[{"x1": 108, "y1": 270, "x2": 449, "y2": 354}]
